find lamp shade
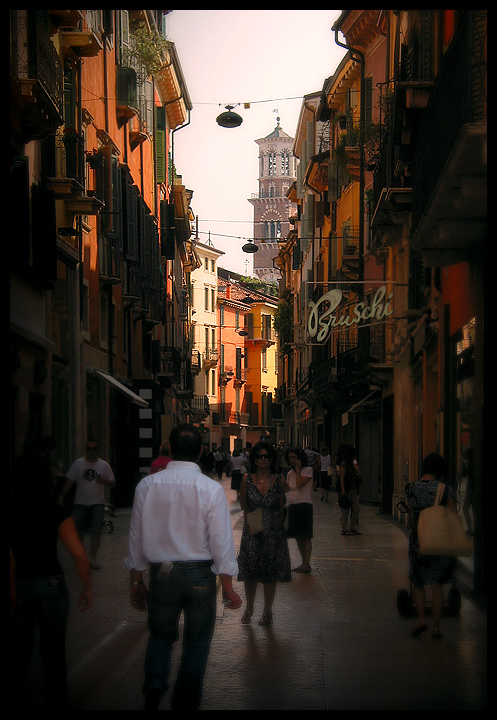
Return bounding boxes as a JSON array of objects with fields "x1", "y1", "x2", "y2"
[
  {"x1": 242, "y1": 240, "x2": 258, "y2": 253},
  {"x1": 216, "y1": 105, "x2": 243, "y2": 128}
]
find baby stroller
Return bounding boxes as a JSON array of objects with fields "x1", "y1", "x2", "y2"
[
  {"x1": 102, "y1": 503, "x2": 116, "y2": 534},
  {"x1": 395, "y1": 500, "x2": 462, "y2": 618}
]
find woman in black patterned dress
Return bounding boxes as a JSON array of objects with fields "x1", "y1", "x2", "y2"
[
  {"x1": 237, "y1": 443, "x2": 291, "y2": 626},
  {"x1": 405, "y1": 453, "x2": 457, "y2": 639}
]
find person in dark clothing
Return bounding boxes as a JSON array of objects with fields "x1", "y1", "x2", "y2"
[{"x1": 10, "y1": 453, "x2": 92, "y2": 709}]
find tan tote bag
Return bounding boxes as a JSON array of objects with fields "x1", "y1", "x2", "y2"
[{"x1": 417, "y1": 483, "x2": 473, "y2": 557}]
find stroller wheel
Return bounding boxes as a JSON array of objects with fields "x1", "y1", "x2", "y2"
[
  {"x1": 447, "y1": 587, "x2": 461, "y2": 615},
  {"x1": 397, "y1": 588, "x2": 414, "y2": 618}
]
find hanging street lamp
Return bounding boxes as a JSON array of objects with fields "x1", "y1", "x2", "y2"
[{"x1": 216, "y1": 104, "x2": 243, "y2": 128}]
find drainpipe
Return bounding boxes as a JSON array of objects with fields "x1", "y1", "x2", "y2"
[
  {"x1": 333, "y1": 28, "x2": 365, "y2": 286},
  {"x1": 170, "y1": 109, "x2": 191, "y2": 190}
]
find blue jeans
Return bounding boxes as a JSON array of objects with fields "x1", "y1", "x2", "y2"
[
  {"x1": 10, "y1": 575, "x2": 70, "y2": 708},
  {"x1": 144, "y1": 561, "x2": 217, "y2": 710}
]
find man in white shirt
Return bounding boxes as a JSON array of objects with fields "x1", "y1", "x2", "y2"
[
  {"x1": 60, "y1": 440, "x2": 115, "y2": 569},
  {"x1": 126, "y1": 423, "x2": 241, "y2": 711}
]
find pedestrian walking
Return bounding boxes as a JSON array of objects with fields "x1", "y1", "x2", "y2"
[
  {"x1": 214, "y1": 447, "x2": 225, "y2": 479},
  {"x1": 237, "y1": 442, "x2": 291, "y2": 625},
  {"x1": 150, "y1": 441, "x2": 171, "y2": 474},
  {"x1": 276, "y1": 440, "x2": 290, "y2": 480},
  {"x1": 319, "y1": 447, "x2": 333, "y2": 503},
  {"x1": 10, "y1": 452, "x2": 92, "y2": 709},
  {"x1": 126, "y1": 423, "x2": 241, "y2": 711},
  {"x1": 229, "y1": 449, "x2": 244, "y2": 500},
  {"x1": 404, "y1": 452, "x2": 458, "y2": 639},
  {"x1": 285, "y1": 447, "x2": 314, "y2": 573},
  {"x1": 338, "y1": 446, "x2": 362, "y2": 536},
  {"x1": 59, "y1": 439, "x2": 115, "y2": 569},
  {"x1": 199, "y1": 445, "x2": 214, "y2": 477}
]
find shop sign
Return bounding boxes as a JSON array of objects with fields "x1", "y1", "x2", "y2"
[{"x1": 305, "y1": 282, "x2": 395, "y2": 345}]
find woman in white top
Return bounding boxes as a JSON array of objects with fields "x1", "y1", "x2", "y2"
[{"x1": 284, "y1": 447, "x2": 314, "y2": 573}]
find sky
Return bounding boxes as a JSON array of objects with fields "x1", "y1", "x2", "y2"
[{"x1": 165, "y1": 10, "x2": 347, "y2": 276}]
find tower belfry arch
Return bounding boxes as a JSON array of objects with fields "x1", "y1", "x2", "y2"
[{"x1": 248, "y1": 117, "x2": 297, "y2": 283}]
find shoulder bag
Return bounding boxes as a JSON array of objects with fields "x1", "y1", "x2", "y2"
[
  {"x1": 417, "y1": 483, "x2": 473, "y2": 557},
  {"x1": 246, "y1": 477, "x2": 269, "y2": 535}
]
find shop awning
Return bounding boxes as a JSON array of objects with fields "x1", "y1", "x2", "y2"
[
  {"x1": 88, "y1": 367, "x2": 149, "y2": 408},
  {"x1": 342, "y1": 388, "x2": 380, "y2": 426}
]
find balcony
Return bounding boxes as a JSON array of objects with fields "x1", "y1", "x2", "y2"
[
  {"x1": 116, "y1": 66, "x2": 138, "y2": 120},
  {"x1": 191, "y1": 349, "x2": 201, "y2": 375},
  {"x1": 59, "y1": 27, "x2": 103, "y2": 57},
  {"x1": 234, "y1": 368, "x2": 247, "y2": 387},
  {"x1": 245, "y1": 327, "x2": 276, "y2": 346},
  {"x1": 16, "y1": 12, "x2": 64, "y2": 141},
  {"x1": 158, "y1": 348, "x2": 181, "y2": 386},
  {"x1": 203, "y1": 348, "x2": 219, "y2": 369},
  {"x1": 219, "y1": 366, "x2": 235, "y2": 386},
  {"x1": 99, "y1": 236, "x2": 121, "y2": 286},
  {"x1": 189, "y1": 394, "x2": 210, "y2": 421},
  {"x1": 410, "y1": 11, "x2": 487, "y2": 265}
]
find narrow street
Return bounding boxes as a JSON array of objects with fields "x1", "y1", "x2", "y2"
[{"x1": 26, "y1": 476, "x2": 486, "y2": 710}]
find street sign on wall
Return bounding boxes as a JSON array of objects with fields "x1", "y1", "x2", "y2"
[{"x1": 304, "y1": 281, "x2": 396, "y2": 345}]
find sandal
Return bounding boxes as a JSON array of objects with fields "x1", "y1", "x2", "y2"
[
  {"x1": 293, "y1": 565, "x2": 311, "y2": 573},
  {"x1": 241, "y1": 610, "x2": 253, "y2": 625},
  {"x1": 341, "y1": 530, "x2": 351, "y2": 535},
  {"x1": 431, "y1": 627, "x2": 443, "y2": 639},
  {"x1": 349, "y1": 529, "x2": 362, "y2": 535},
  {"x1": 410, "y1": 622, "x2": 428, "y2": 637},
  {"x1": 258, "y1": 612, "x2": 273, "y2": 626}
]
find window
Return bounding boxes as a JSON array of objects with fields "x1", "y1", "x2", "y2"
[
  {"x1": 262, "y1": 347, "x2": 267, "y2": 371},
  {"x1": 269, "y1": 152, "x2": 276, "y2": 176},
  {"x1": 283, "y1": 152, "x2": 290, "y2": 176}
]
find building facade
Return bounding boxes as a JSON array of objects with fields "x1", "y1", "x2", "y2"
[
  {"x1": 10, "y1": 10, "x2": 196, "y2": 504},
  {"x1": 276, "y1": 9, "x2": 486, "y2": 595}
]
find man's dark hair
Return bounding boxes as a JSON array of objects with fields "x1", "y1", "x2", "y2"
[{"x1": 169, "y1": 423, "x2": 202, "y2": 461}]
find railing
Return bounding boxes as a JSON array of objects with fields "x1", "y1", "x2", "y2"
[
  {"x1": 191, "y1": 394, "x2": 210, "y2": 415},
  {"x1": 63, "y1": 128, "x2": 86, "y2": 186},
  {"x1": 26, "y1": 12, "x2": 64, "y2": 120},
  {"x1": 342, "y1": 226, "x2": 360, "y2": 258}
]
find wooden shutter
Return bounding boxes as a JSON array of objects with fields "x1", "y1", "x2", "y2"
[{"x1": 155, "y1": 106, "x2": 167, "y2": 184}]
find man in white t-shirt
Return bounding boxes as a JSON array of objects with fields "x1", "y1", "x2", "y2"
[{"x1": 60, "y1": 440, "x2": 115, "y2": 569}]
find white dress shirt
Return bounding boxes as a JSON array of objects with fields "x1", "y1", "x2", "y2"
[{"x1": 126, "y1": 461, "x2": 238, "y2": 576}]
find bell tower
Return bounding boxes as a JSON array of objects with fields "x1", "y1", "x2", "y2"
[{"x1": 248, "y1": 118, "x2": 297, "y2": 283}]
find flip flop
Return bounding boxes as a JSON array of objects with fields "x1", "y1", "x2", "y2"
[{"x1": 410, "y1": 622, "x2": 428, "y2": 637}]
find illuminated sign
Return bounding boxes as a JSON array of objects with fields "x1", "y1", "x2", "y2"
[{"x1": 305, "y1": 282, "x2": 395, "y2": 345}]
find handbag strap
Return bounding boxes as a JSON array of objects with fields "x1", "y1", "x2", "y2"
[
  {"x1": 434, "y1": 483, "x2": 446, "y2": 506},
  {"x1": 249, "y1": 473, "x2": 269, "y2": 506}
]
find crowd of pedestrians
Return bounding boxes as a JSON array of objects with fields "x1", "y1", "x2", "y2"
[{"x1": 10, "y1": 430, "x2": 469, "y2": 710}]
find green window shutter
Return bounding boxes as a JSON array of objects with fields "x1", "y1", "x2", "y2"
[
  {"x1": 160, "y1": 200, "x2": 175, "y2": 259},
  {"x1": 155, "y1": 106, "x2": 167, "y2": 184}
]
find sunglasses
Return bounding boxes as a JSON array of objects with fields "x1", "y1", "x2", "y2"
[{"x1": 255, "y1": 453, "x2": 270, "y2": 459}]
